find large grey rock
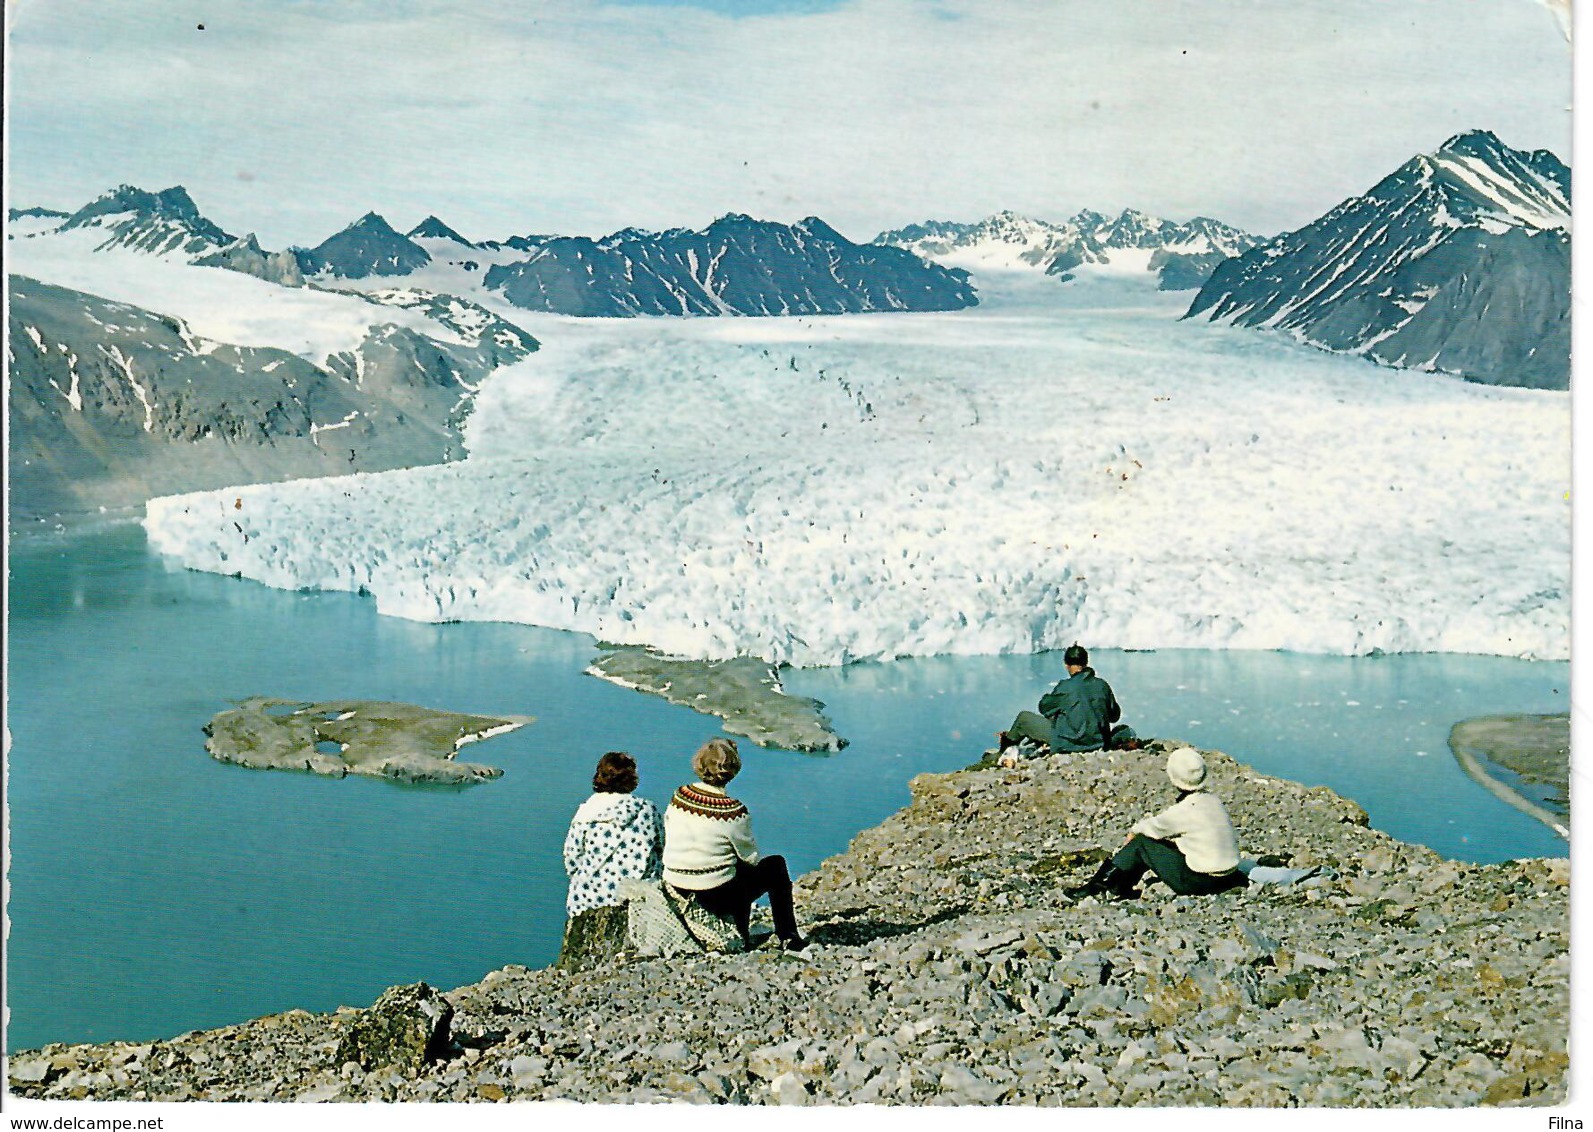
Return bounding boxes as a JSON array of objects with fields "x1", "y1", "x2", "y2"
[
  {"x1": 193, "y1": 233, "x2": 305, "y2": 286},
  {"x1": 203, "y1": 697, "x2": 526, "y2": 784},
  {"x1": 333, "y1": 983, "x2": 453, "y2": 1071},
  {"x1": 586, "y1": 647, "x2": 846, "y2": 752},
  {"x1": 555, "y1": 905, "x2": 629, "y2": 973}
]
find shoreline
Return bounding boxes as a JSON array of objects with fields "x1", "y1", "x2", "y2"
[
  {"x1": 6, "y1": 738, "x2": 1568, "y2": 1105},
  {"x1": 1447, "y1": 714, "x2": 1569, "y2": 840}
]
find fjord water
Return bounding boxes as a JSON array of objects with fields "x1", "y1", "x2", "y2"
[{"x1": 6, "y1": 524, "x2": 1567, "y2": 1051}]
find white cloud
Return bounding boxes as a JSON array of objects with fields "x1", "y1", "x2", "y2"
[{"x1": 4, "y1": 0, "x2": 1571, "y2": 247}]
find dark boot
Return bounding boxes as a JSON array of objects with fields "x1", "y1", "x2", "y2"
[
  {"x1": 1065, "y1": 861, "x2": 1115, "y2": 898},
  {"x1": 1104, "y1": 867, "x2": 1141, "y2": 900},
  {"x1": 1065, "y1": 861, "x2": 1139, "y2": 900}
]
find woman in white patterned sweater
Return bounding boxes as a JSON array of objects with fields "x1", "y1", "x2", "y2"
[
  {"x1": 662, "y1": 738, "x2": 806, "y2": 951},
  {"x1": 563, "y1": 751, "x2": 665, "y2": 917}
]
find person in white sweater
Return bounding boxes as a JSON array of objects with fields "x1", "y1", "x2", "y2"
[
  {"x1": 563, "y1": 751, "x2": 665, "y2": 917},
  {"x1": 1067, "y1": 746, "x2": 1247, "y2": 899},
  {"x1": 662, "y1": 737, "x2": 806, "y2": 951}
]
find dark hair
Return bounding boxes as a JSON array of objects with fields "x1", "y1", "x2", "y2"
[
  {"x1": 1064, "y1": 644, "x2": 1088, "y2": 666},
  {"x1": 592, "y1": 751, "x2": 638, "y2": 794}
]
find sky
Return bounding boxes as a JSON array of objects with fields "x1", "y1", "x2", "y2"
[{"x1": 2, "y1": 0, "x2": 1573, "y2": 249}]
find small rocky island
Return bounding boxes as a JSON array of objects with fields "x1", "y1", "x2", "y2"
[
  {"x1": 1448, "y1": 713, "x2": 1569, "y2": 837},
  {"x1": 204, "y1": 697, "x2": 532, "y2": 784},
  {"x1": 7, "y1": 739, "x2": 1566, "y2": 1105},
  {"x1": 587, "y1": 646, "x2": 846, "y2": 752}
]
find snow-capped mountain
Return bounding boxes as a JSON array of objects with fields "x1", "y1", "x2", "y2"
[
  {"x1": 294, "y1": 212, "x2": 433, "y2": 279},
  {"x1": 8, "y1": 273, "x2": 538, "y2": 520},
  {"x1": 1186, "y1": 130, "x2": 1570, "y2": 389},
  {"x1": 875, "y1": 209, "x2": 1263, "y2": 290},
  {"x1": 480, "y1": 214, "x2": 977, "y2": 316},
  {"x1": 56, "y1": 185, "x2": 235, "y2": 257},
  {"x1": 11, "y1": 184, "x2": 317, "y2": 289}
]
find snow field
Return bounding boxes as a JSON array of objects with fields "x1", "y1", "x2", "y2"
[
  {"x1": 143, "y1": 294, "x2": 1569, "y2": 666},
  {"x1": 7, "y1": 228, "x2": 476, "y2": 361}
]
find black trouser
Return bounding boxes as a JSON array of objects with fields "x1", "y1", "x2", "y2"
[
  {"x1": 693, "y1": 856, "x2": 799, "y2": 943},
  {"x1": 1112, "y1": 835, "x2": 1247, "y2": 896}
]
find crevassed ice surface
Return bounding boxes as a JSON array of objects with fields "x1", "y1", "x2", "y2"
[{"x1": 143, "y1": 276, "x2": 1569, "y2": 666}]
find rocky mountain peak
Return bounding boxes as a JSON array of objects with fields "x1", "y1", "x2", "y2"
[
  {"x1": 407, "y1": 216, "x2": 474, "y2": 245},
  {"x1": 794, "y1": 216, "x2": 846, "y2": 242},
  {"x1": 59, "y1": 183, "x2": 234, "y2": 255},
  {"x1": 66, "y1": 183, "x2": 209, "y2": 226},
  {"x1": 1437, "y1": 128, "x2": 1509, "y2": 161},
  {"x1": 348, "y1": 211, "x2": 401, "y2": 235},
  {"x1": 1187, "y1": 129, "x2": 1570, "y2": 388},
  {"x1": 298, "y1": 212, "x2": 431, "y2": 279}
]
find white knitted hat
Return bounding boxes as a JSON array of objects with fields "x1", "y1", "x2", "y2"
[{"x1": 1166, "y1": 747, "x2": 1207, "y2": 791}]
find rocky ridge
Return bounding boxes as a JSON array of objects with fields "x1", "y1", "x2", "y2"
[
  {"x1": 6, "y1": 740, "x2": 1566, "y2": 1106},
  {"x1": 483, "y1": 214, "x2": 977, "y2": 316},
  {"x1": 57, "y1": 184, "x2": 234, "y2": 257}
]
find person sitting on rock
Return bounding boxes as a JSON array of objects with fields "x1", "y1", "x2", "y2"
[
  {"x1": 998, "y1": 644, "x2": 1137, "y2": 761},
  {"x1": 1067, "y1": 746, "x2": 1247, "y2": 899},
  {"x1": 662, "y1": 737, "x2": 806, "y2": 952},
  {"x1": 563, "y1": 751, "x2": 665, "y2": 917}
]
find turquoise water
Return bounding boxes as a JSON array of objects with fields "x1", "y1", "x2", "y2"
[{"x1": 5, "y1": 524, "x2": 1568, "y2": 1051}]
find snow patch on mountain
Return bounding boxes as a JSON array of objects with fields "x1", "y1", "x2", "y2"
[{"x1": 7, "y1": 227, "x2": 475, "y2": 363}]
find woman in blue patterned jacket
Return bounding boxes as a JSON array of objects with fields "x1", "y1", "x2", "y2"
[{"x1": 562, "y1": 751, "x2": 665, "y2": 917}]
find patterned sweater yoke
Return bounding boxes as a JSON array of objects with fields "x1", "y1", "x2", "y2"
[{"x1": 671, "y1": 783, "x2": 750, "y2": 821}]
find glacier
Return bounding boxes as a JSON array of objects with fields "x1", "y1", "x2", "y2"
[{"x1": 142, "y1": 274, "x2": 1569, "y2": 666}]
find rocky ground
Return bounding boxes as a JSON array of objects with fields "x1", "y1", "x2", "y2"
[{"x1": 6, "y1": 739, "x2": 1568, "y2": 1106}]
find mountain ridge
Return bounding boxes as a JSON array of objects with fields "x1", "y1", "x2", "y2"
[
  {"x1": 1186, "y1": 129, "x2": 1569, "y2": 389},
  {"x1": 876, "y1": 208, "x2": 1264, "y2": 290}
]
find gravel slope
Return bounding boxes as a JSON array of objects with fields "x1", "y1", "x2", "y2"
[{"x1": 6, "y1": 739, "x2": 1567, "y2": 1106}]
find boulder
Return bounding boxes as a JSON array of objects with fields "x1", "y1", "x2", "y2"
[
  {"x1": 333, "y1": 982, "x2": 453, "y2": 1071},
  {"x1": 555, "y1": 905, "x2": 629, "y2": 973}
]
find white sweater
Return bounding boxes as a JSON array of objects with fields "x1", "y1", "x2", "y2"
[
  {"x1": 1130, "y1": 790, "x2": 1241, "y2": 875},
  {"x1": 662, "y1": 782, "x2": 761, "y2": 890}
]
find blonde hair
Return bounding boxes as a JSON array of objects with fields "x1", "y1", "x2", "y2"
[{"x1": 693, "y1": 737, "x2": 741, "y2": 786}]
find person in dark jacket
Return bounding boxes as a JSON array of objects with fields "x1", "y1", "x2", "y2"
[{"x1": 998, "y1": 644, "x2": 1137, "y2": 755}]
